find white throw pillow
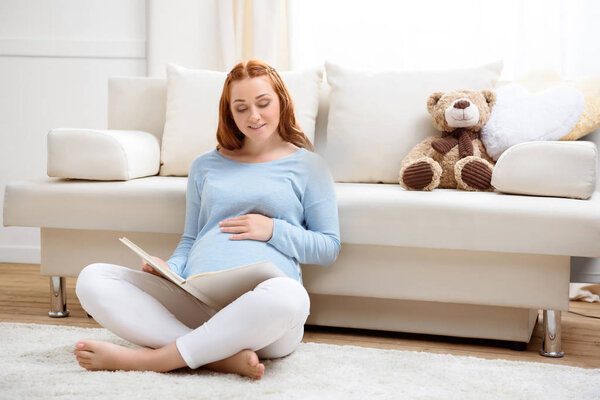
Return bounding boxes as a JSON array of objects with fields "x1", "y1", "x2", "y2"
[
  {"x1": 159, "y1": 64, "x2": 226, "y2": 176},
  {"x1": 159, "y1": 64, "x2": 323, "y2": 176},
  {"x1": 481, "y1": 84, "x2": 584, "y2": 161},
  {"x1": 491, "y1": 141, "x2": 596, "y2": 199},
  {"x1": 47, "y1": 128, "x2": 161, "y2": 181},
  {"x1": 324, "y1": 61, "x2": 503, "y2": 183}
]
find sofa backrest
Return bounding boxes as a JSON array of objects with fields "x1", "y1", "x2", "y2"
[
  {"x1": 108, "y1": 75, "x2": 599, "y2": 186},
  {"x1": 108, "y1": 77, "x2": 332, "y2": 154},
  {"x1": 108, "y1": 77, "x2": 167, "y2": 143}
]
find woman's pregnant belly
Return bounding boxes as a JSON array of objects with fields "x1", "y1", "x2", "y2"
[{"x1": 182, "y1": 228, "x2": 299, "y2": 280}]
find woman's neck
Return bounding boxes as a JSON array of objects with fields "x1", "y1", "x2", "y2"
[
  {"x1": 240, "y1": 135, "x2": 287, "y2": 158},
  {"x1": 219, "y1": 135, "x2": 299, "y2": 163}
]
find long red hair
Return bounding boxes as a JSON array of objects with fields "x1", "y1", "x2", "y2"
[{"x1": 216, "y1": 60, "x2": 313, "y2": 151}]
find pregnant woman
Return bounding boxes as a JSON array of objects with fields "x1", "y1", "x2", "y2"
[{"x1": 73, "y1": 60, "x2": 340, "y2": 380}]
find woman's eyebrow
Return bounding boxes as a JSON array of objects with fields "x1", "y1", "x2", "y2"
[{"x1": 232, "y1": 93, "x2": 270, "y2": 103}]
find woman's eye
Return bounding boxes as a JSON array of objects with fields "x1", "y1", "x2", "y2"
[
  {"x1": 236, "y1": 108, "x2": 247, "y2": 113},
  {"x1": 258, "y1": 102, "x2": 270, "y2": 108}
]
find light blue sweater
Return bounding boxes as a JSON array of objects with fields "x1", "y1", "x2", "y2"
[{"x1": 167, "y1": 147, "x2": 341, "y2": 284}]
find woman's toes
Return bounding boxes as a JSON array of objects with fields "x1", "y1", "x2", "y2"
[
  {"x1": 75, "y1": 340, "x2": 89, "y2": 349},
  {"x1": 77, "y1": 359, "x2": 93, "y2": 369},
  {"x1": 75, "y1": 350, "x2": 94, "y2": 359},
  {"x1": 244, "y1": 352, "x2": 265, "y2": 379},
  {"x1": 74, "y1": 339, "x2": 95, "y2": 354},
  {"x1": 246, "y1": 351, "x2": 259, "y2": 366},
  {"x1": 247, "y1": 353, "x2": 263, "y2": 374},
  {"x1": 81, "y1": 339, "x2": 97, "y2": 349},
  {"x1": 254, "y1": 363, "x2": 265, "y2": 379}
]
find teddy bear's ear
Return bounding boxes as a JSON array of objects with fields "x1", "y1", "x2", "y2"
[
  {"x1": 426, "y1": 92, "x2": 444, "y2": 115},
  {"x1": 481, "y1": 89, "x2": 497, "y2": 110}
]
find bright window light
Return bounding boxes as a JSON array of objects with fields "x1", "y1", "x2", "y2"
[{"x1": 289, "y1": 0, "x2": 600, "y2": 80}]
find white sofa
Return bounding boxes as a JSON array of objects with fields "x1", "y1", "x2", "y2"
[{"x1": 4, "y1": 66, "x2": 600, "y2": 358}]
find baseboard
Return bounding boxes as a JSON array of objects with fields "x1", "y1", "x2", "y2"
[{"x1": 0, "y1": 245, "x2": 41, "y2": 264}]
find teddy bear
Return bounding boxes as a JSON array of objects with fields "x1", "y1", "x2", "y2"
[{"x1": 399, "y1": 89, "x2": 497, "y2": 191}]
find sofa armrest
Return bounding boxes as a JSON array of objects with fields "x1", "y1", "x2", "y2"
[
  {"x1": 47, "y1": 129, "x2": 160, "y2": 181},
  {"x1": 491, "y1": 141, "x2": 597, "y2": 199}
]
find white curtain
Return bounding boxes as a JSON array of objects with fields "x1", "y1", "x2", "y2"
[
  {"x1": 146, "y1": 0, "x2": 289, "y2": 76},
  {"x1": 288, "y1": 0, "x2": 600, "y2": 80}
]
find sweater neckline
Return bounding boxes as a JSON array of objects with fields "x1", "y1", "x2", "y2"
[{"x1": 213, "y1": 147, "x2": 304, "y2": 165}]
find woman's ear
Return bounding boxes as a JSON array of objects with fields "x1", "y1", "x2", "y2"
[
  {"x1": 427, "y1": 92, "x2": 444, "y2": 115},
  {"x1": 481, "y1": 89, "x2": 496, "y2": 110}
]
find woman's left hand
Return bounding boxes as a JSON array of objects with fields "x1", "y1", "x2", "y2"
[{"x1": 219, "y1": 214, "x2": 274, "y2": 242}]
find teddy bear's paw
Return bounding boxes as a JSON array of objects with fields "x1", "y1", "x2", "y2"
[
  {"x1": 400, "y1": 159, "x2": 441, "y2": 190},
  {"x1": 455, "y1": 156, "x2": 494, "y2": 191}
]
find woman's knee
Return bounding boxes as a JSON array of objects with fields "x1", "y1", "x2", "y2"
[
  {"x1": 256, "y1": 323, "x2": 304, "y2": 359},
  {"x1": 255, "y1": 277, "x2": 310, "y2": 325},
  {"x1": 75, "y1": 263, "x2": 116, "y2": 301}
]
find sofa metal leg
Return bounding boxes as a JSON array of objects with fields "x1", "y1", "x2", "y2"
[
  {"x1": 539, "y1": 309, "x2": 564, "y2": 358},
  {"x1": 48, "y1": 276, "x2": 70, "y2": 318}
]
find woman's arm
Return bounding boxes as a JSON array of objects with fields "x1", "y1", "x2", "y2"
[
  {"x1": 166, "y1": 160, "x2": 202, "y2": 275},
  {"x1": 267, "y1": 157, "x2": 341, "y2": 266}
]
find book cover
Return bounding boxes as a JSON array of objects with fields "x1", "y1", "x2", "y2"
[{"x1": 119, "y1": 237, "x2": 287, "y2": 310}]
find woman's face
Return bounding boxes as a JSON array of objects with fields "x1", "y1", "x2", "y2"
[{"x1": 230, "y1": 76, "x2": 281, "y2": 145}]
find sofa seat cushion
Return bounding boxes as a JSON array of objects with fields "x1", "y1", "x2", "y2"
[
  {"x1": 336, "y1": 183, "x2": 600, "y2": 257},
  {"x1": 4, "y1": 178, "x2": 600, "y2": 257}
]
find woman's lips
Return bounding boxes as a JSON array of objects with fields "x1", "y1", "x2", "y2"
[{"x1": 248, "y1": 123, "x2": 266, "y2": 130}]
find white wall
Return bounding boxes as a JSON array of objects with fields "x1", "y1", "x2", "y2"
[{"x1": 0, "y1": 0, "x2": 147, "y2": 263}]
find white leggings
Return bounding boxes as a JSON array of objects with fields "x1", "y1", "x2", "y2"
[{"x1": 75, "y1": 263, "x2": 310, "y2": 369}]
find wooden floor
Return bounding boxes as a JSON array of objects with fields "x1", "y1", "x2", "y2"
[{"x1": 2, "y1": 263, "x2": 599, "y2": 369}]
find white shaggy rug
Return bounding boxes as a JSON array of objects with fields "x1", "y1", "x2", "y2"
[{"x1": 1, "y1": 322, "x2": 599, "y2": 400}]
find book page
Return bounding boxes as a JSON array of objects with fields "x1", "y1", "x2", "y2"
[
  {"x1": 183, "y1": 260, "x2": 287, "y2": 310},
  {"x1": 120, "y1": 238, "x2": 290, "y2": 311},
  {"x1": 119, "y1": 237, "x2": 184, "y2": 286}
]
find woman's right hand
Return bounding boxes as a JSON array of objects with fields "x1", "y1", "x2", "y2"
[{"x1": 141, "y1": 256, "x2": 168, "y2": 278}]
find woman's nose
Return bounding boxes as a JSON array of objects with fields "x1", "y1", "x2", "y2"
[{"x1": 249, "y1": 107, "x2": 260, "y2": 121}]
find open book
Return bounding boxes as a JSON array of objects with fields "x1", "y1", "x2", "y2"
[{"x1": 119, "y1": 237, "x2": 287, "y2": 310}]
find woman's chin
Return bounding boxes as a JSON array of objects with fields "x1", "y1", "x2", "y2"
[{"x1": 243, "y1": 130, "x2": 277, "y2": 144}]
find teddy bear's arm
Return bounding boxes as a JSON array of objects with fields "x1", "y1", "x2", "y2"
[
  {"x1": 432, "y1": 135, "x2": 459, "y2": 154},
  {"x1": 401, "y1": 138, "x2": 436, "y2": 167}
]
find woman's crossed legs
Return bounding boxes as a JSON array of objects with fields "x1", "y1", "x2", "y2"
[{"x1": 73, "y1": 263, "x2": 310, "y2": 379}]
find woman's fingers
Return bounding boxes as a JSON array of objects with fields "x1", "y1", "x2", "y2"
[
  {"x1": 151, "y1": 256, "x2": 167, "y2": 266},
  {"x1": 141, "y1": 262, "x2": 159, "y2": 276},
  {"x1": 220, "y1": 225, "x2": 247, "y2": 233},
  {"x1": 229, "y1": 233, "x2": 250, "y2": 240},
  {"x1": 219, "y1": 214, "x2": 273, "y2": 242},
  {"x1": 219, "y1": 218, "x2": 248, "y2": 227}
]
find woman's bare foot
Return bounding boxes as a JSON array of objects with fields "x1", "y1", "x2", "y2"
[
  {"x1": 73, "y1": 339, "x2": 153, "y2": 372},
  {"x1": 205, "y1": 349, "x2": 265, "y2": 380},
  {"x1": 73, "y1": 339, "x2": 265, "y2": 379}
]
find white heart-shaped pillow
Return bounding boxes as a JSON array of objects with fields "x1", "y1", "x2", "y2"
[{"x1": 481, "y1": 84, "x2": 584, "y2": 161}]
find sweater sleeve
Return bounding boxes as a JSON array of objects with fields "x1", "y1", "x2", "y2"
[
  {"x1": 167, "y1": 160, "x2": 202, "y2": 276},
  {"x1": 267, "y1": 155, "x2": 340, "y2": 266}
]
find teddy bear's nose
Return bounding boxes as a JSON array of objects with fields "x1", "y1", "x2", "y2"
[{"x1": 454, "y1": 100, "x2": 470, "y2": 109}]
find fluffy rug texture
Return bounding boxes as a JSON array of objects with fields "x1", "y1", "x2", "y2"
[
  {"x1": 1, "y1": 322, "x2": 599, "y2": 400},
  {"x1": 481, "y1": 84, "x2": 584, "y2": 161}
]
